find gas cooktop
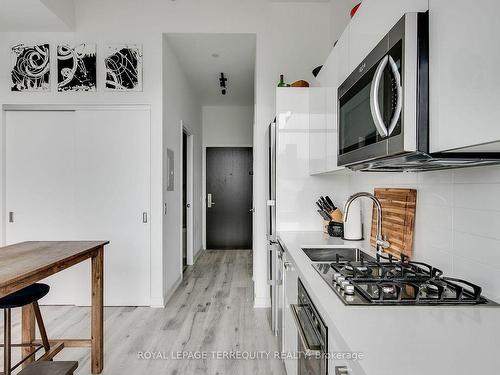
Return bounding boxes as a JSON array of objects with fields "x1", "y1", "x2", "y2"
[{"x1": 312, "y1": 251, "x2": 498, "y2": 306}]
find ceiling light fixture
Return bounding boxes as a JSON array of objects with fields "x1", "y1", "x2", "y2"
[{"x1": 219, "y1": 73, "x2": 227, "y2": 95}]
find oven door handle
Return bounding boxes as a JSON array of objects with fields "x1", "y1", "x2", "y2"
[
  {"x1": 370, "y1": 55, "x2": 389, "y2": 138},
  {"x1": 290, "y1": 304, "x2": 322, "y2": 357}
]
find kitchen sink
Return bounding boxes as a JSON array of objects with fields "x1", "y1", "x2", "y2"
[{"x1": 302, "y1": 247, "x2": 375, "y2": 262}]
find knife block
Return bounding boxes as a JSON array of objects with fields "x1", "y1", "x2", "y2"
[
  {"x1": 329, "y1": 208, "x2": 343, "y2": 223},
  {"x1": 323, "y1": 220, "x2": 344, "y2": 237}
]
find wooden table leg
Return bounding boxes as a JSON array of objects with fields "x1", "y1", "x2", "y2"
[
  {"x1": 91, "y1": 246, "x2": 104, "y2": 374},
  {"x1": 21, "y1": 305, "x2": 35, "y2": 368}
]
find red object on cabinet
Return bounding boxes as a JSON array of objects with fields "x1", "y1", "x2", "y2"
[{"x1": 351, "y1": 2, "x2": 361, "y2": 18}]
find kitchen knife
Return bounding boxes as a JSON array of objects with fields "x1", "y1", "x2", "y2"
[
  {"x1": 317, "y1": 199, "x2": 329, "y2": 212},
  {"x1": 325, "y1": 196, "x2": 337, "y2": 210},
  {"x1": 320, "y1": 196, "x2": 333, "y2": 212},
  {"x1": 316, "y1": 201, "x2": 326, "y2": 212}
]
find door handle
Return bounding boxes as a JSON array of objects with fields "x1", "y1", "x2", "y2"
[
  {"x1": 249, "y1": 208, "x2": 255, "y2": 212},
  {"x1": 370, "y1": 55, "x2": 402, "y2": 138},
  {"x1": 386, "y1": 55, "x2": 402, "y2": 136},
  {"x1": 335, "y1": 366, "x2": 349, "y2": 375},
  {"x1": 370, "y1": 55, "x2": 389, "y2": 138},
  {"x1": 289, "y1": 304, "x2": 322, "y2": 357},
  {"x1": 207, "y1": 193, "x2": 215, "y2": 208}
]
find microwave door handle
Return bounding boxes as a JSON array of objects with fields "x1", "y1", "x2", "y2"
[
  {"x1": 370, "y1": 55, "x2": 389, "y2": 138},
  {"x1": 386, "y1": 55, "x2": 403, "y2": 136}
]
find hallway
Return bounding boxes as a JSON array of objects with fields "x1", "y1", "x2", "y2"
[{"x1": 2, "y1": 251, "x2": 285, "y2": 375}]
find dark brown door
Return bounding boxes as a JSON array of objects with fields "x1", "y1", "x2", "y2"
[{"x1": 206, "y1": 147, "x2": 253, "y2": 249}]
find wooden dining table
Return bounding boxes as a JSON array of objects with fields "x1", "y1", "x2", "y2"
[{"x1": 0, "y1": 241, "x2": 109, "y2": 374}]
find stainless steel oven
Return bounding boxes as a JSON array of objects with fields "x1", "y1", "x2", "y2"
[{"x1": 290, "y1": 279, "x2": 328, "y2": 375}]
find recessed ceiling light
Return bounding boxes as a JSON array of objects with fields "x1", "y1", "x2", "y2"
[{"x1": 211, "y1": 53, "x2": 219, "y2": 58}]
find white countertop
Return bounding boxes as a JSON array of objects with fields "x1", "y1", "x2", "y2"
[{"x1": 278, "y1": 231, "x2": 500, "y2": 375}]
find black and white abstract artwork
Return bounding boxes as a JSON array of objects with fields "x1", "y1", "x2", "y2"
[
  {"x1": 11, "y1": 44, "x2": 50, "y2": 92},
  {"x1": 57, "y1": 44, "x2": 96, "y2": 92},
  {"x1": 104, "y1": 44, "x2": 143, "y2": 91}
]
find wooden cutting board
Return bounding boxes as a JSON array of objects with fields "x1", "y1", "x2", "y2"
[{"x1": 370, "y1": 188, "x2": 417, "y2": 259}]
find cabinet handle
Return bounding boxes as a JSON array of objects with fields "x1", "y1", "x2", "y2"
[
  {"x1": 8, "y1": 212, "x2": 14, "y2": 223},
  {"x1": 142, "y1": 212, "x2": 148, "y2": 223},
  {"x1": 284, "y1": 262, "x2": 293, "y2": 271},
  {"x1": 335, "y1": 366, "x2": 349, "y2": 375}
]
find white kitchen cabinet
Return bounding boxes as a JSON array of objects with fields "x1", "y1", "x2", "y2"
[
  {"x1": 309, "y1": 87, "x2": 327, "y2": 175},
  {"x1": 349, "y1": 0, "x2": 429, "y2": 72},
  {"x1": 429, "y1": 0, "x2": 500, "y2": 152},
  {"x1": 309, "y1": 29, "x2": 348, "y2": 175},
  {"x1": 325, "y1": 86, "x2": 342, "y2": 173},
  {"x1": 282, "y1": 251, "x2": 298, "y2": 375}
]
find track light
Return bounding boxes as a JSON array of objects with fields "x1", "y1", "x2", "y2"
[{"x1": 219, "y1": 73, "x2": 227, "y2": 95}]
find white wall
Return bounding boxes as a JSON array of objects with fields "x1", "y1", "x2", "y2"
[
  {"x1": 162, "y1": 36, "x2": 202, "y2": 304},
  {"x1": 202, "y1": 105, "x2": 254, "y2": 147},
  {"x1": 323, "y1": 167, "x2": 500, "y2": 302},
  {"x1": 0, "y1": 0, "x2": 338, "y2": 307},
  {"x1": 329, "y1": 0, "x2": 356, "y2": 46}
]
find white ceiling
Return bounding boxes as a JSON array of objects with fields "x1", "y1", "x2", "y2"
[
  {"x1": 166, "y1": 33, "x2": 256, "y2": 106},
  {"x1": 0, "y1": 0, "x2": 74, "y2": 31}
]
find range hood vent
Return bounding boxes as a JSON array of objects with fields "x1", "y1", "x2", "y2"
[{"x1": 348, "y1": 152, "x2": 500, "y2": 172}]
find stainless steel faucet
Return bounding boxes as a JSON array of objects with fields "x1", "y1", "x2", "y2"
[{"x1": 344, "y1": 192, "x2": 390, "y2": 254}]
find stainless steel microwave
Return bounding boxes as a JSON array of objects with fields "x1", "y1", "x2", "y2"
[{"x1": 338, "y1": 12, "x2": 500, "y2": 172}]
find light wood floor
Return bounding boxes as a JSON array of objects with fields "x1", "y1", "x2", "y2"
[{"x1": 2, "y1": 250, "x2": 286, "y2": 375}]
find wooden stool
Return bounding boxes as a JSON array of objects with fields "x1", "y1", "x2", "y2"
[
  {"x1": 0, "y1": 283, "x2": 51, "y2": 375},
  {"x1": 18, "y1": 361, "x2": 78, "y2": 375}
]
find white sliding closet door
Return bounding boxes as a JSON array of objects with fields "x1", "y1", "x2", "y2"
[
  {"x1": 5, "y1": 110, "x2": 85, "y2": 304},
  {"x1": 74, "y1": 109, "x2": 150, "y2": 306},
  {"x1": 4, "y1": 108, "x2": 151, "y2": 306}
]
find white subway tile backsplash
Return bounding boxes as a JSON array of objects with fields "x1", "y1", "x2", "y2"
[
  {"x1": 453, "y1": 164, "x2": 500, "y2": 184},
  {"x1": 453, "y1": 231, "x2": 500, "y2": 267},
  {"x1": 392, "y1": 172, "x2": 419, "y2": 185},
  {"x1": 454, "y1": 183, "x2": 500, "y2": 211},
  {"x1": 418, "y1": 183, "x2": 454, "y2": 207},
  {"x1": 417, "y1": 169, "x2": 453, "y2": 185},
  {"x1": 454, "y1": 207, "x2": 500, "y2": 240}
]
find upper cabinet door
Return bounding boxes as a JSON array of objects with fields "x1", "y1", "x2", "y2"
[
  {"x1": 429, "y1": 0, "x2": 500, "y2": 152},
  {"x1": 349, "y1": 0, "x2": 429, "y2": 72},
  {"x1": 309, "y1": 87, "x2": 327, "y2": 175}
]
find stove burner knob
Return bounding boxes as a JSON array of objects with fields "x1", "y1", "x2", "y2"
[
  {"x1": 336, "y1": 276, "x2": 346, "y2": 284},
  {"x1": 344, "y1": 284, "x2": 355, "y2": 295},
  {"x1": 340, "y1": 280, "x2": 350, "y2": 290},
  {"x1": 332, "y1": 272, "x2": 341, "y2": 281}
]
